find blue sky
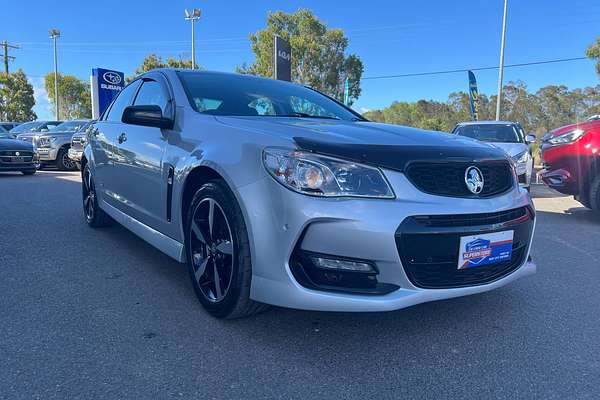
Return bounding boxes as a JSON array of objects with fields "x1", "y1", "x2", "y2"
[{"x1": 3, "y1": 0, "x2": 599, "y2": 119}]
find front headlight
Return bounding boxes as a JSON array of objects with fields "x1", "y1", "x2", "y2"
[
  {"x1": 37, "y1": 136, "x2": 57, "y2": 148},
  {"x1": 262, "y1": 148, "x2": 395, "y2": 198},
  {"x1": 511, "y1": 151, "x2": 529, "y2": 175},
  {"x1": 548, "y1": 129, "x2": 585, "y2": 146}
]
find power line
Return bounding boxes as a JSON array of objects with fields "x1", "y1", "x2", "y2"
[
  {"x1": 361, "y1": 56, "x2": 589, "y2": 81},
  {"x1": 1, "y1": 41, "x2": 20, "y2": 74}
]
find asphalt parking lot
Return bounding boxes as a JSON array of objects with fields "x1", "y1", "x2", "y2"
[{"x1": 1, "y1": 170, "x2": 599, "y2": 399}]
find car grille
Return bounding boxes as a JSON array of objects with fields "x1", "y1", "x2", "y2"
[
  {"x1": 71, "y1": 136, "x2": 84, "y2": 150},
  {"x1": 0, "y1": 150, "x2": 34, "y2": 164},
  {"x1": 405, "y1": 161, "x2": 514, "y2": 198},
  {"x1": 395, "y1": 207, "x2": 534, "y2": 289}
]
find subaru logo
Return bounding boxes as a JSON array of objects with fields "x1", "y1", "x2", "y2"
[
  {"x1": 103, "y1": 71, "x2": 122, "y2": 85},
  {"x1": 15, "y1": 152, "x2": 20, "y2": 156},
  {"x1": 465, "y1": 166, "x2": 484, "y2": 194}
]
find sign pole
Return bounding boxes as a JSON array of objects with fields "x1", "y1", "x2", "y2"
[{"x1": 495, "y1": 0, "x2": 508, "y2": 121}]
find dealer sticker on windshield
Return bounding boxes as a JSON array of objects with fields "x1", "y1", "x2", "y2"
[{"x1": 458, "y1": 231, "x2": 514, "y2": 270}]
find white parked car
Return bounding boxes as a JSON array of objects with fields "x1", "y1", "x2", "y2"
[{"x1": 452, "y1": 121, "x2": 536, "y2": 189}]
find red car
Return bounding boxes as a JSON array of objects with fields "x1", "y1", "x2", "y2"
[{"x1": 541, "y1": 119, "x2": 600, "y2": 212}]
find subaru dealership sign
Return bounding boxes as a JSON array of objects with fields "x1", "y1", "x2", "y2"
[{"x1": 90, "y1": 68, "x2": 125, "y2": 119}]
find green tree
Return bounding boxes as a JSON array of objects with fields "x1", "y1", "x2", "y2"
[
  {"x1": 361, "y1": 81, "x2": 600, "y2": 134},
  {"x1": 239, "y1": 9, "x2": 364, "y2": 105},
  {"x1": 44, "y1": 73, "x2": 91, "y2": 119},
  {"x1": 586, "y1": 37, "x2": 600, "y2": 76},
  {"x1": 0, "y1": 69, "x2": 37, "y2": 122},
  {"x1": 130, "y1": 53, "x2": 194, "y2": 81}
]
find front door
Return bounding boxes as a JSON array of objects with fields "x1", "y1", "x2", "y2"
[
  {"x1": 111, "y1": 77, "x2": 172, "y2": 233},
  {"x1": 91, "y1": 80, "x2": 141, "y2": 210}
]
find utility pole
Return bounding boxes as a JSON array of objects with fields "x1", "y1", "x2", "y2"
[
  {"x1": 49, "y1": 29, "x2": 60, "y2": 120},
  {"x1": 495, "y1": 0, "x2": 508, "y2": 121},
  {"x1": 1, "y1": 41, "x2": 20, "y2": 74},
  {"x1": 184, "y1": 8, "x2": 201, "y2": 69}
]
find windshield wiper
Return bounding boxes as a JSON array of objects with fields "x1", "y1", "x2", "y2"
[{"x1": 276, "y1": 112, "x2": 341, "y2": 120}]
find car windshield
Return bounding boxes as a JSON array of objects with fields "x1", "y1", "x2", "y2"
[
  {"x1": 10, "y1": 121, "x2": 42, "y2": 134},
  {"x1": 454, "y1": 124, "x2": 521, "y2": 143},
  {"x1": 54, "y1": 120, "x2": 89, "y2": 132},
  {"x1": 178, "y1": 72, "x2": 365, "y2": 121}
]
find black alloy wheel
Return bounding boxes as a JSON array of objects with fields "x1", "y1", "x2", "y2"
[
  {"x1": 82, "y1": 164, "x2": 112, "y2": 227},
  {"x1": 185, "y1": 181, "x2": 269, "y2": 319},
  {"x1": 190, "y1": 197, "x2": 235, "y2": 303}
]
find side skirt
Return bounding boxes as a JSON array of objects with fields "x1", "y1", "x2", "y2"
[{"x1": 99, "y1": 199, "x2": 186, "y2": 263}]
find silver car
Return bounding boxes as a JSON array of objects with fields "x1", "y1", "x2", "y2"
[
  {"x1": 452, "y1": 121, "x2": 536, "y2": 189},
  {"x1": 81, "y1": 69, "x2": 536, "y2": 318}
]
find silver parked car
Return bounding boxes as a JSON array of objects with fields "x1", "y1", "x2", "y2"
[
  {"x1": 18, "y1": 119, "x2": 91, "y2": 170},
  {"x1": 452, "y1": 121, "x2": 536, "y2": 189},
  {"x1": 81, "y1": 69, "x2": 536, "y2": 318},
  {"x1": 68, "y1": 120, "x2": 95, "y2": 168}
]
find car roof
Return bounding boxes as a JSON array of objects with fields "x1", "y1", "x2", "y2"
[
  {"x1": 455, "y1": 120, "x2": 519, "y2": 126},
  {"x1": 141, "y1": 68, "x2": 297, "y2": 86}
]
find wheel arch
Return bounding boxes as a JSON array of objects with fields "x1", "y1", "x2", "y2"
[
  {"x1": 178, "y1": 163, "x2": 255, "y2": 260},
  {"x1": 180, "y1": 165, "x2": 224, "y2": 228}
]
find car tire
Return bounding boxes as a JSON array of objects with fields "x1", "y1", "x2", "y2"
[
  {"x1": 82, "y1": 164, "x2": 113, "y2": 228},
  {"x1": 185, "y1": 180, "x2": 269, "y2": 319},
  {"x1": 56, "y1": 148, "x2": 76, "y2": 171},
  {"x1": 21, "y1": 170, "x2": 36, "y2": 175},
  {"x1": 589, "y1": 174, "x2": 600, "y2": 214}
]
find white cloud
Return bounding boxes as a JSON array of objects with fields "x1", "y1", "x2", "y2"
[
  {"x1": 359, "y1": 107, "x2": 372, "y2": 113},
  {"x1": 28, "y1": 76, "x2": 53, "y2": 120}
]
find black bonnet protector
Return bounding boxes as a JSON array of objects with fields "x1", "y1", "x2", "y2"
[{"x1": 293, "y1": 136, "x2": 507, "y2": 172}]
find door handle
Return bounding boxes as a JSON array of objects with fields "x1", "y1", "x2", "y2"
[{"x1": 118, "y1": 132, "x2": 127, "y2": 144}]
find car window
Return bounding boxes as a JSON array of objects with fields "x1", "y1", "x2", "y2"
[
  {"x1": 289, "y1": 96, "x2": 336, "y2": 118},
  {"x1": 248, "y1": 97, "x2": 276, "y2": 116},
  {"x1": 454, "y1": 124, "x2": 521, "y2": 143},
  {"x1": 10, "y1": 121, "x2": 40, "y2": 133},
  {"x1": 194, "y1": 98, "x2": 223, "y2": 113},
  {"x1": 45, "y1": 122, "x2": 61, "y2": 131},
  {"x1": 133, "y1": 79, "x2": 169, "y2": 114},
  {"x1": 53, "y1": 120, "x2": 89, "y2": 132},
  {"x1": 106, "y1": 81, "x2": 141, "y2": 122},
  {"x1": 178, "y1": 71, "x2": 364, "y2": 121}
]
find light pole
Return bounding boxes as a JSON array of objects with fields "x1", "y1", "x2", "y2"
[
  {"x1": 184, "y1": 8, "x2": 201, "y2": 69},
  {"x1": 49, "y1": 29, "x2": 60, "y2": 120},
  {"x1": 495, "y1": 0, "x2": 508, "y2": 121}
]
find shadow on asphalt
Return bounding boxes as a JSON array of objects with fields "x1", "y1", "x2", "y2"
[
  {"x1": 0, "y1": 170, "x2": 79, "y2": 179},
  {"x1": 529, "y1": 184, "x2": 570, "y2": 199}
]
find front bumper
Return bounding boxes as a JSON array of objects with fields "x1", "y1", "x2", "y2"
[
  {"x1": 241, "y1": 169, "x2": 535, "y2": 312},
  {"x1": 540, "y1": 168, "x2": 577, "y2": 194},
  {"x1": 68, "y1": 148, "x2": 83, "y2": 162},
  {"x1": 36, "y1": 147, "x2": 59, "y2": 162}
]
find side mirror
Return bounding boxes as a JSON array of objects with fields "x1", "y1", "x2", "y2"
[
  {"x1": 40, "y1": 128, "x2": 49, "y2": 132},
  {"x1": 122, "y1": 105, "x2": 174, "y2": 129},
  {"x1": 525, "y1": 134, "x2": 536, "y2": 144}
]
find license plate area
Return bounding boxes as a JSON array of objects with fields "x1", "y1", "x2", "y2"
[{"x1": 458, "y1": 231, "x2": 514, "y2": 269}]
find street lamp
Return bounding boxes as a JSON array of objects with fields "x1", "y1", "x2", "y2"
[
  {"x1": 495, "y1": 0, "x2": 508, "y2": 121},
  {"x1": 184, "y1": 8, "x2": 201, "y2": 70},
  {"x1": 49, "y1": 29, "x2": 60, "y2": 120}
]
